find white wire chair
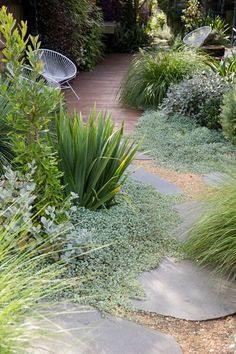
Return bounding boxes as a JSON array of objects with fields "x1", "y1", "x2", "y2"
[
  {"x1": 183, "y1": 26, "x2": 212, "y2": 48},
  {"x1": 34, "y1": 49, "x2": 79, "y2": 100}
]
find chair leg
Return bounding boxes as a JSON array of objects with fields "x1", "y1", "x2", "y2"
[{"x1": 63, "y1": 81, "x2": 80, "y2": 101}]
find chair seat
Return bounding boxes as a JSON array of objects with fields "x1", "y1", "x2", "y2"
[{"x1": 183, "y1": 26, "x2": 212, "y2": 48}]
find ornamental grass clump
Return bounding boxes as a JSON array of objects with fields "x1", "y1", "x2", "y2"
[
  {"x1": 57, "y1": 108, "x2": 140, "y2": 210},
  {"x1": 184, "y1": 174, "x2": 236, "y2": 278},
  {"x1": 119, "y1": 47, "x2": 208, "y2": 109}
]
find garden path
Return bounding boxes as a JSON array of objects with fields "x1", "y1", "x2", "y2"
[{"x1": 65, "y1": 53, "x2": 142, "y2": 134}]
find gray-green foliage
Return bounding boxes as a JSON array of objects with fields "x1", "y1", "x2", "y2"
[
  {"x1": 0, "y1": 164, "x2": 70, "y2": 247},
  {"x1": 161, "y1": 71, "x2": 230, "y2": 129},
  {"x1": 119, "y1": 47, "x2": 208, "y2": 109},
  {"x1": 184, "y1": 174, "x2": 236, "y2": 278},
  {"x1": 220, "y1": 85, "x2": 236, "y2": 145},
  {"x1": 65, "y1": 179, "x2": 180, "y2": 312},
  {"x1": 134, "y1": 111, "x2": 236, "y2": 173}
]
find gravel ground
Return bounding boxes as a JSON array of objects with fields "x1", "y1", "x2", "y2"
[
  {"x1": 129, "y1": 311, "x2": 236, "y2": 354},
  {"x1": 134, "y1": 160, "x2": 210, "y2": 199}
]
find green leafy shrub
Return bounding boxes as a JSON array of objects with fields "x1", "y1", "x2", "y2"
[
  {"x1": 119, "y1": 48, "x2": 208, "y2": 109},
  {"x1": 181, "y1": 0, "x2": 204, "y2": 32},
  {"x1": 111, "y1": 0, "x2": 150, "y2": 53},
  {"x1": 0, "y1": 7, "x2": 64, "y2": 210},
  {"x1": 134, "y1": 111, "x2": 236, "y2": 173},
  {"x1": 184, "y1": 174, "x2": 236, "y2": 278},
  {"x1": 35, "y1": 0, "x2": 104, "y2": 70},
  {"x1": 220, "y1": 85, "x2": 236, "y2": 144},
  {"x1": 161, "y1": 71, "x2": 230, "y2": 129},
  {"x1": 57, "y1": 108, "x2": 140, "y2": 210},
  {"x1": 113, "y1": 23, "x2": 150, "y2": 53}
]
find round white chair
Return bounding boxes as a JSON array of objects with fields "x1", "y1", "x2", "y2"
[
  {"x1": 35, "y1": 49, "x2": 79, "y2": 100},
  {"x1": 183, "y1": 26, "x2": 212, "y2": 48}
]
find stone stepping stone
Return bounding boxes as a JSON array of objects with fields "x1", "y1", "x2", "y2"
[
  {"x1": 130, "y1": 166, "x2": 183, "y2": 195},
  {"x1": 33, "y1": 304, "x2": 182, "y2": 354},
  {"x1": 174, "y1": 201, "x2": 207, "y2": 242},
  {"x1": 132, "y1": 257, "x2": 236, "y2": 321}
]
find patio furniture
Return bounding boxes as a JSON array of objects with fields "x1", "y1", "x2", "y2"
[
  {"x1": 6, "y1": 63, "x2": 61, "y2": 89},
  {"x1": 34, "y1": 49, "x2": 79, "y2": 100},
  {"x1": 183, "y1": 26, "x2": 212, "y2": 48}
]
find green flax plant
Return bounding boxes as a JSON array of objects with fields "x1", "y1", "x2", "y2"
[
  {"x1": 57, "y1": 108, "x2": 140, "y2": 210},
  {"x1": 184, "y1": 174, "x2": 236, "y2": 279},
  {"x1": 119, "y1": 47, "x2": 208, "y2": 109}
]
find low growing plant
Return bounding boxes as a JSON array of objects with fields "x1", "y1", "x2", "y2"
[
  {"x1": 57, "y1": 108, "x2": 140, "y2": 210},
  {"x1": 220, "y1": 84, "x2": 236, "y2": 144},
  {"x1": 119, "y1": 47, "x2": 208, "y2": 109},
  {"x1": 183, "y1": 174, "x2": 236, "y2": 279},
  {"x1": 134, "y1": 111, "x2": 236, "y2": 173},
  {"x1": 161, "y1": 71, "x2": 230, "y2": 129}
]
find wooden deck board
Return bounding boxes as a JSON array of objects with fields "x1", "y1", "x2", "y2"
[{"x1": 65, "y1": 53, "x2": 142, "y2": 134}]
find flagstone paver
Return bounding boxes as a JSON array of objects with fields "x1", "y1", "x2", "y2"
[
  {"x1": 35, "y1": 305, "x2": 183, "y2": 354},
  {"x1": 130, "y1": 166, "x2": 183, "y2": 195},
  {"x1": 132, "y1": 257, "x2": 236, "y2": 321}
]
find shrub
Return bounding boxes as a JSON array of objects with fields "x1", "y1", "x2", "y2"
[
  {"x1": 113, "y1": 23, "x2": 150, "y2": 53},
  {"x1": 56, "y1": 108, "x2": 140, "y2": 210},
  {"x1": 181, "y1": 0, "x2": 204, "y2": 32},
  {"x1": 183, "y1": 174, "x2": 236, "y2": 278},
  {"x1": 35, "y1": 0, "x2": 104, "y2": 70},
  {"x1": 220, "y1": 85, "x2": 236, "y2": 144},
  {"x1": 0, "y1": 7, "x2": 64, "y2": 210},
  {"x1": 111, "y1": 0, "x2": 150, "y2": 53},
  {"x1": 161, "y1": 71, "x2": 230, "y2": 129},
  {"x1": 0, "y1": 164, "x2": 70, "y2": 252},
  {"x1": 119, "y1": 47, "x2": 208, "y2": 109}
]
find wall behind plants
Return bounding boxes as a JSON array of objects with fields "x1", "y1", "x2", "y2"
[{"x1": 34, "y1": 0, "x2": 104, "y2": 70}]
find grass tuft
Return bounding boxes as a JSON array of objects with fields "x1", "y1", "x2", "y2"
[{"x1": 183, "y1": 174, "x2": 236, "y2": 278}]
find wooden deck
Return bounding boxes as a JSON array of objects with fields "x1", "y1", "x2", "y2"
[{"x1": 65, "y1": 53, "x2": 142, "y2": 134}]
